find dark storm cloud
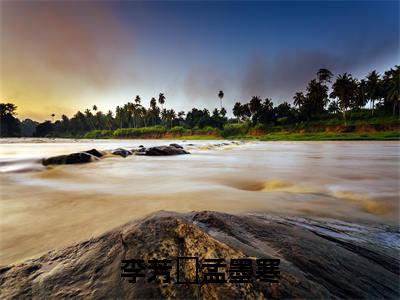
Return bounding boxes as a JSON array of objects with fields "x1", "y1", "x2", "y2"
[{"x1": 240, "y1": 37, "x2": 399, "y2": 104}]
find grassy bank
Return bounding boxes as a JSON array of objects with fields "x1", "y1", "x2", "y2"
[
  {"x1": 79, "y1": 119, "x2": 399, "y2": 141},
  {"x1": 258, "y1": 131, "x2": 400, "y2": 141}
]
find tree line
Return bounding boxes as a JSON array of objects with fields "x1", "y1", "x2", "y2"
[{"x1": 1, "y1": 65, "x2": 398, "y2": 137}]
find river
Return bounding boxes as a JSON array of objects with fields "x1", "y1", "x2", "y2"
[{"x1": 0, "y1": 139, "x2": 398, "y2": 265}]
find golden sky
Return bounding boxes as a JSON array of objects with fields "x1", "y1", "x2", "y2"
[{"x1": 1, "y1": 2, "x2": 137, "y2": 121}]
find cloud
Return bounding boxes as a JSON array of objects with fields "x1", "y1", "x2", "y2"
[
  {"x1": 0, "y1": 1, "x2": 138, "y2": 120},
  {"x1": 1, "y1": 1, "x2": 136, "y2": 87},
  {"x1": 239, "y1": 37, "x2": 399, "y2": 104},
  {"x1": 182, "y1": 64, "x2": 227, "y2": 109}
]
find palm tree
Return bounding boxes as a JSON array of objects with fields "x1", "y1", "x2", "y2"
[
  {"x1": 92, "y1": 105, "x2": 98, "y2": 129},
  {"x1": 161, "y1": 108, "x2": 167, "y2": 125},
  {"x1": 383, "y1": 66, "x2": 400, "y2": 116},
  {"x1": 352, "y1": 79, "x2": 368, "y2": 110},
  {"x1": 233, "y1": 102, "x2": 242, "y2": 122},
  {"x1": 293, "y1": 92, "x2": 305, "y2": 109},
  {"x1": 135, "y1": 95, "x2": 141, "y2": 105},
  {"x1": 158, "y1": 93, "x2": 166, "y2": 111},
  {"x1": 330, "y1": 73, "x2": 357, "y2": 125},
  {"x1": 125, "y1": 102, "x2": 135, "y2": 128},
  {"x1": 139, "y1": 106, "x2": 147, "y2": 127},
  {"x1": 365, "y1": 70, "x2": 382, "y2": 116},
  {"x1": 317, "y1": 68, "x2": 333, "y2": 83},
  {"x1": 149, "y1": 97, "x2": 158, "y2": 126},
  {"x1": 241, "y1": 103, "x2": 251, "y2": 121},
  {"x1": 167, "y1": 109, "x2": 176, "y2": 128},
  {"x1": 249, "y1": 96, "x2": 262, "y2": 117},
  {"x1": 84, "y1": 109, "x2": 95, "y2": 130},
  {"x1": 218, "y1": 90, "x2": 224, "y2": 110},
  {"x1": 306, "y1": 79, "x2": 329, "y2": 115},
  {"x1": 328, "y1": 101, "x2": 340, "y2": 114},
  {"x1": 115, "y1": 106, "x2": 124, "y2": 129},
  {"x1": 177, "y1": 111, "x2": 185, "y2": 119},
  {"x1": 150, "y1": 97, "x2": 157, "y2": 110},
  {"x1": 51, "y1": 113, "x2": 55, "y2": 122}
]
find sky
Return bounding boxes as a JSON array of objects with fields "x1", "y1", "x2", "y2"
[{"x1": 1, "y1": 0, "x2": 399, "y2": 121}]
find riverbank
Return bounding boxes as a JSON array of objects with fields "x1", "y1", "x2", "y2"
[
  {"x1": 84, "y1": 127, "x2": 399, "y2": 141},
  {"x1": 41, "y1": 119, "x2": 399, "y2": 141}
]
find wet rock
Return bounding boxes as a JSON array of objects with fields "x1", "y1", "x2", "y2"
[
  {"x1": 133, "y1": 147, "x2": 147, "y2": 156},
  {"x1": 84, "y1": 149, "x2": 104, "y2": 158},
  {"x1": 42, "y1": 152, "x2": 98, "y2": 166},
  {"x1": 169, "y1": 143, "x2": 183, "y2": 149},
  {"x1": 1, "y1": 211, "x2": 398, "y2": 299},
  {"x1": 111, "y1": 148, "x2": 132, "y2": 158},
  {"x1": 144, "y1": 146, "x2": 189, "y2": 156}
]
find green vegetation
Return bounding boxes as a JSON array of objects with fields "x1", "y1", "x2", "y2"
[
  {"x1": 259, "y1": 131, "x2": 400, "y2": 141},
  {"x1": 1, "y1": 65, "x2": 399, "y2": 140}
]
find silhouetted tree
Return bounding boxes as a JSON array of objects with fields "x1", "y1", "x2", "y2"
[
  {"x1": 21, "y1": 119, "x2": 37, "y2": 137},
  {"x1": 233, "y1": 102, "x2": 242, "y2": 122},
  {"x1": 382, "y1": 66, "x2": 400, "y2": 116},
  {"x1": 317, "y1": 68, "x2": 333, "y2": 83},
  {"x1": 330, "y1": 73, "x2": 357, "y2": 124},
  {"x1": 365, "y1": 70, "x2": 382, "y2": 116},
  {"x1": 303, "y1": 79, "x2": 328, "y2": 119},
  {"x1": 158, "y1": 93, "x2": 166, "y2": 111},
  {"x1": 293, "y1": 92, "x2": 305, "y2": 109},
  {"x1": 218, "y1": 90, "x2": 224, "y2": 110},
  {"x1": 328, "y1": 101, "x2": 340, "y2": 115},
  {"x1": 0, "y1": 103, "x2": 21, "y2": 137}
]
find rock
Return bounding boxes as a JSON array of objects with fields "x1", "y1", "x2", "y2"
[
  {"x1": 84, "y1": 149, "x2": 104, "y2": 158},
  {"x1": 111, "y1": 148, "x2": 132, "y2": 158},
  {"x1": 0, "y1": 211, "x2": 398, "y2": 299},
  {"x1": 169, "y1": 143, "x2": 183, "y2": 149},
  {"x1": 42, "y1": 152, "x2": 98, "y2": 166},
  {"x1": 144, "y1": 146, "x2": 189, "y2": 156},
  {"x1": 138, "y1": 145, "x2": 144, "y2": 148}
]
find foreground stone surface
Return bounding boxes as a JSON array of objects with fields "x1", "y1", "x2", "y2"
[{"x1": 0, "y1": 211, "x2": 398, "y2": 299}]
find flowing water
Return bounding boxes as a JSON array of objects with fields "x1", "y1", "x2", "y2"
[{"x1": 0, "y1": 138, "x2": 399, "y2": 265}]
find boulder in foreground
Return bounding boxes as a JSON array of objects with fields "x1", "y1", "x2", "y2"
[{"x1": 0, "y1": 211, "x2": 398, "y2": 299}]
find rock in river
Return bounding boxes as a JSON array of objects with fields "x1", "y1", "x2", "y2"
[
  {"x1": 111, "y1": 148, "x2": 132, "y2": 158},
  {"x1": 85, "y1": 148, "x2": 104, "y2": 158},
  {"x1": 169, "y1": 143, "x2": 183, "y2": 149},
  {"x1": 144, "y1": 145, "x2": 189, "y2": 156},
  {"x1": 42, "y1": 152, "x2": 98, "y2": 166}
]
